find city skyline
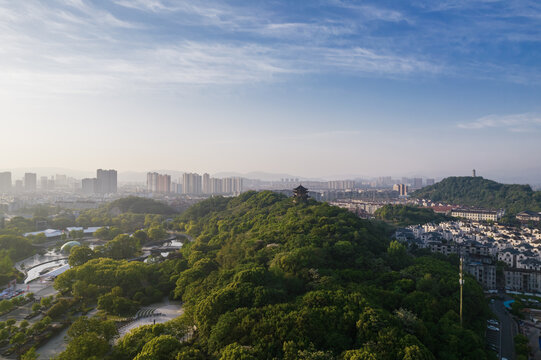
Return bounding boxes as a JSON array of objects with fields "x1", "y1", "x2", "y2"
[
  {"x1": 0, "y1": 166, "x2": 539, "y2": 186},
  {"x1": 1, "y1": 1, "x2": 540, "y2": 180}
]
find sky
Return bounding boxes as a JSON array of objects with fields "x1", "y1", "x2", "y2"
[{"x1": 0, "y1": 0, "x2": 540, "y2": 181}]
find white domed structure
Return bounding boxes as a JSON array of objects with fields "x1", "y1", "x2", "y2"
[{"x1": 60, "y1": 241, "x2": 81, "y2": 253}]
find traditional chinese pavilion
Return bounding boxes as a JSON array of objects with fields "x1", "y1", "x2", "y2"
[{"x1": 293, "y1": 185, "x2": 309, "y2": 202}]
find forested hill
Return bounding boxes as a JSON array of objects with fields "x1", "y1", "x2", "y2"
[
  {"x1": 374, "y1": 204, "x2": 451, "y2": 226},
  {"x1": 106, "y1": 196, "x2": 177, "y2": 214},
  {"x1": 413, "y1": 176, "x2": 541, "y2": 214},
  {"x1": 104, "y1": 191, "x2": 490, "y2": 359}
]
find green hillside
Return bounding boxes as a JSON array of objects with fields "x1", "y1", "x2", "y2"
[
  {"x1": 106, "y1": 196, "x2": 177, "y2": 215},
  {"x1": 71, "y1": 191, "x2": 490, "y2": 360},
  {"x1": 75, "y1": 197, "x2": 177, "y2": 232},
  {"x1": 374, "y1": 204, "x2": 452, "y2": 226},
  {"x1": 413, "y1": 176, "x2": 541, "y2": 214}
]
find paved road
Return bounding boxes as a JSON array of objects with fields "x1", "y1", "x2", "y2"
[{"x1": 490, "y1": 299, "x2": 517, "y2": 360}]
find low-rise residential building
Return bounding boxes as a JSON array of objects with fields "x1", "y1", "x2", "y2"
[
  {"x1": 451, "y1": 208, "x2": 505, "y2": 222},
  {"x1": 465, "y1": 261, "x2": 497, "y2": 290},
  {"x1": 516, "y1": 211, "x2": 541, "y2": 223},
  {"x1": 504, "y1": 269, "x2": 541, "y2": 293},
  {"x1": 396, "y1": 220, "x2": 541, "y2": 291}
]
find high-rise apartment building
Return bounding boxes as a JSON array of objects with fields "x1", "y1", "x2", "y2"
[
  {"x1": 46, "y1": 177, "x2": 55, "y2": 190},
  {"x1": 0, "y1": 172, "x2": 11, "y2": 193},
  {"x1": 202, "y1": 173, "x2": 210, "y2": 194},
  {"x1": 40, "y1": 176, "x2": 49, "y2": 191},
  {"x1": 210, "y1": 178, "x2": 222, "y2": 194},
  {"x1": 147, "y1": 172, "x2": 171, "y2": 193},
  {"x1": 413, "y1": 178, "x2": 423, "y2": 189},
  {"x1": 183, "y1": 173, "x2": 202, "y2": 194},
  {"x1": 426, "y1": 178, "x2": 435, "y2": 186},
  {"x1": 328, "y1": 180, "x2": 355, "y2": 190},
  {"x1": 147, "y1": 172, "x2": 158, "y2": 192},
  {"x1": 377, "y1": 176, "x2": 393, "y2": 187},
  {"x1": 96, "y1": 169, "x2": 117, "y2": 194},
  {"x1": 401, "y1": 177, "x2": 412, "y2": 186},
  {"x1": 159, "y1": 174, "x2": 171, "y2": 193},
  {"x1": 178, "y1": 172, "x2": 243, "y2": 195},
  {"x1": 14, "y1": 180, "x2": 23, "y2": 193},
  {"x1": 171, "y1": 182, "x2": 181, "y2": 194},
  {"x1": 81, "y1": 178, "x2": 97, "y2": 195},
  {"x1": 55, "y1": 174, "x2": 67, "y2": 188},
  {"x1": 393, "y1": 183, "x2": 408, "y2": 196},
  {"x1": 24, "y1": 173, "x2": 37, "y2": 192}
]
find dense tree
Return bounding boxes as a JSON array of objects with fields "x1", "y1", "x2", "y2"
[
  {"x1": 132, "y1": 230, "x2": 149, "y2": 245},
  {"x1": 76, "y1": 197, "x2": 176, "y2": 232},
  {"x1": 55, "y1": 316, "x2": 118, "y2": 360},
  {"x1": 98, "y1": 287, "x2": 138, "y2": 316},
  {"x1": 55, "y1": 258, "x2": 174, "y2": 311},
  {"x1": 0, "y1": 234, "x2": 35, "y2": 285},
  {"x1": 55, "y1": 332, "x2": 111, "y2": 360},
  {"x1": 67, "y1": 316, "x2": 117, "y2": 342},
  {"x1": 68, "y1": 246, "x2": 96, "y2": 266},
  {"x1": 132, "y1": 335, "x2": 182, "y2": 360},
  {"x1": 163, "y1": 192, "x2": 491, "y2": 358},
  {"x1": 21, "y1": 347, "x2": 38, "y2": 360},
  {"x1": 94, "y1": 227, "x2": 122, "y2": 241},
  {"x1": 98, "y1": 234, "x2": 140, "y2": 259},
  {"x1": 148, "y1": 226, "x2": 167, "y2": 242},
  {"x1": 374, "y1": 205, "x2": 451, "y2": 226},
  {"x1": 46, "y1": 298, "x2": 72, "y2": 319},
  {"x1": 412, "y1": 176, "x2": 541, "y2": 214},
  {"x1": 56, "y1": 191, "x2": 491, "y2": 359}
]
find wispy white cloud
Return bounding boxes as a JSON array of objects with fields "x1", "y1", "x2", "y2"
[
  {"x1": 259, "y1": 22, "x2": 357, "y2": 40},
  {"x1": 458, "y1": 113, "x2": 541, "y2": 132},
  {"x1": 319, "y1": 47, "x2": 442, "y2": 75},
  {"x1": 330, "y1": 0, "x2": 411, "y2": 23},
  {"x1": 0, "y1": 0, "x2": 443, "y2": 96},
  {"x1": 112, "y1": 0, "x2": 173, "y2": 13},
  {"x1": 1, "y1": 0, "x2": 537, "y2": 98}
]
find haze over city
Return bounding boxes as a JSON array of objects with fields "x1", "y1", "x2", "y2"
[
  {"x1": 1, "y1": 0, "x2": 540, "y2": 182},
  {"x1": 4, "y1": 2, "x2": 541, "y2": 360}
]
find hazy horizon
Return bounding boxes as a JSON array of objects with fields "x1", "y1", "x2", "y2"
[
  {"x1": 1, "y1": 1, "x2": 540, "y2": 180},
  {"x1": 1, "y1": 166, "x2": 540, "y2": 186}
]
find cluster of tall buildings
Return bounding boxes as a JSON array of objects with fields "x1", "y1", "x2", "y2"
[
  {"x1": 81, "y1": 169, "x2": 118, "y2": 195},
  {"x1": 1, "y1": 170, "x2": 117, "y2": 195},
  {"x1": 1, "y1": 172, "x2": 39, "y2": 193},
  {"x1": 0, "y1": 172, "x2": 10, "y2": 193},
  {"x1": 146, "y1": 172, "x2": 171, "y2": 193},
  {"x1": 328, "y1": 180, "x2": 355, "y2": 190},
  {"x1": 146, "y1": 172, "x2": 243, "y2": 195},
  {"x1": 182, "y1": 173, "x2": 243, "y2": 195},
  {"x1": 393, "y1": 183, "x2": 409, "y2": 196},
  {"x1": 401, "y1": 177, "x2": 435, "y2": 189}
]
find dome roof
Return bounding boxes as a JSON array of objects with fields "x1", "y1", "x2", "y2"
[{"x1": 60, "y1": 241, "x2": 81, "y2": 252}]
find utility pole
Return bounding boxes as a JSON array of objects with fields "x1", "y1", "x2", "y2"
[{"x1": 459, "y1": 257, "x2": 464, "y2": 327}]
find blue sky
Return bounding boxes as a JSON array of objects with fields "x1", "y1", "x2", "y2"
[{"x1": 0, "y1": 0, "x2": 540, "y2": 181}]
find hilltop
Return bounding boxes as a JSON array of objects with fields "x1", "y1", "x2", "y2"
[
  {"x1": 50, "y1": 191, "x2": 493, "y2": 359},
  {"x1": 107, "y1": 192, "x2": 491, "y2": 358},
  {"x1": 412, "y1": 176, "x2": 541, "y2": 214}
]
